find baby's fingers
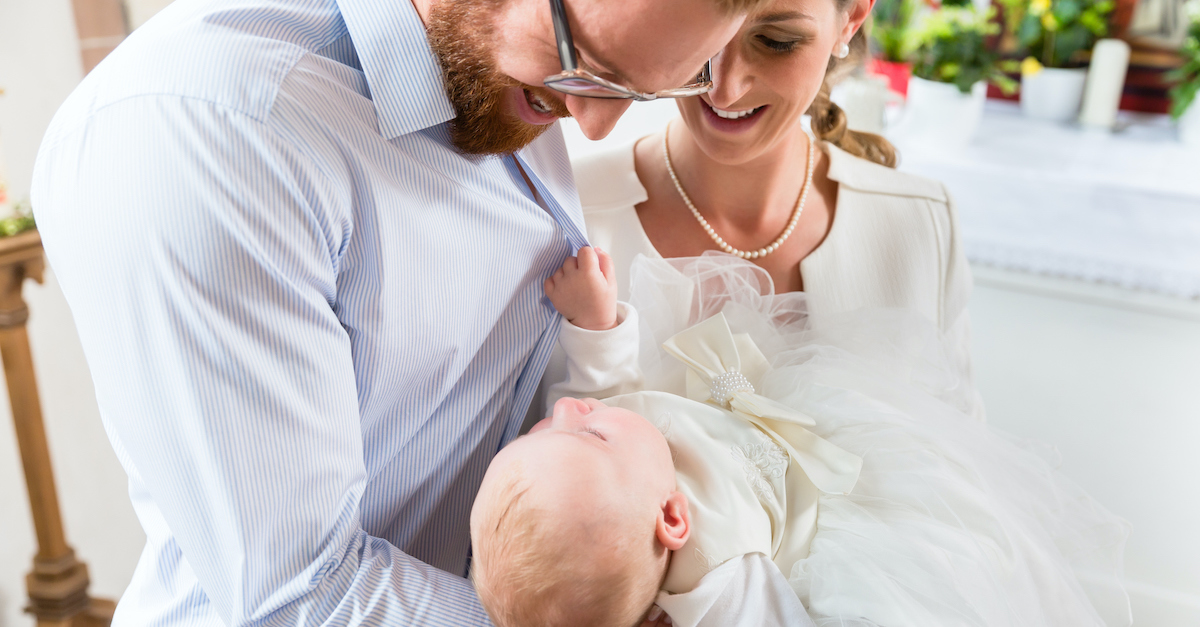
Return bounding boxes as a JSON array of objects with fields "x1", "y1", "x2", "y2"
[
  {"x1": 557, "y1": 255, "x2": 579, "y2": 273},
  {"x1": 596, "y1": 247, "x2": 615, "y2": 282},
  {"x1": 641, "y1": 605, "x2": 672, "y2": 627},
  {"x1": 575, "y1": 246, "x2": 599, "y2": 273}
]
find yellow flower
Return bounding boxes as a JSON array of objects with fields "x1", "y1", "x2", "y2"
[
  {"x1": 1041, "y1": 12, "x2": 1060, "y2": 30},
  {"x1": 1030, "y1": 0, "x2": 1051, "y2": 15},
  {"x1": 1021, "y1": 56, "x2": 1044, "y2": 76}
]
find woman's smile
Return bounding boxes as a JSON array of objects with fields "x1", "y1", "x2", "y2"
[{"x1": 699, "y1": 98, "x2": 770, "y2": 134}]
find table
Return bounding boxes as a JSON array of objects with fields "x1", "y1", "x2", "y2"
[{"x1": 894, "y1": 100, "x2": 1200, "y2": 299}]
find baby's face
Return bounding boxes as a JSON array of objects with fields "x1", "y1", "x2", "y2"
[{"x1": 476, "y1": 397, "x2": 677, "y2": 535}]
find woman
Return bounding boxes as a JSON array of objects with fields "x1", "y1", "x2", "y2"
[
  {"x1": 568, "y1": 0, "x2": 981, "y2": 416},
  {"x1": 541, "y1": 0, "x2": 1132, "y2": 624}
]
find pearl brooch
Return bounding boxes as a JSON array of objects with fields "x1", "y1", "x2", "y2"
[{"x1": 709, "y1": 370, "x2": 755, "y2": 407}]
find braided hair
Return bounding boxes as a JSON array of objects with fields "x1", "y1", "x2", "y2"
[{"x1": 806, "y1": 29, "x2": 898, "y2": 168}]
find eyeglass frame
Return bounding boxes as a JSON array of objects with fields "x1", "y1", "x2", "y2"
[{"x1": 543, "y1": 0, "x2": 713, "y2": 101}]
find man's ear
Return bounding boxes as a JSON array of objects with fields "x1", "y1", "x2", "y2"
[{"x1": 656, "y1": 491, "x2": 691, "y2": 551}]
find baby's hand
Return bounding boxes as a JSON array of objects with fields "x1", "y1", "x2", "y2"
[{"x1": 544, "y1": 246, "x2": 618, "y2": 331}]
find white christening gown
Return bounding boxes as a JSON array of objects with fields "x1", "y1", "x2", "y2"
[{"x1": 548, "y1": 253, "x2": 1131, "y2": 627}]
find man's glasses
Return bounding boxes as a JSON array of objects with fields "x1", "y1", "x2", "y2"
[{"x1": 542, "y1": 0, "x2": 713, "y2": 101}]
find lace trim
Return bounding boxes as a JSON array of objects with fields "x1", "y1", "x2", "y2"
[{"x1": 731, "y1": 440, "x2": 788, "y2": 504}]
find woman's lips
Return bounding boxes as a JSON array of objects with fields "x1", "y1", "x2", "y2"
[
  {"x1": 510, "y1": 87, "x2": 560, "y2": 125},
  {"x1": 699, "y1": 99, "x2": 767, "y2": 133}
]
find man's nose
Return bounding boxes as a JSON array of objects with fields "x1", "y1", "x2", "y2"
[
  {"x1": 565, "y1": 96, "x2": 633, "y2": 140},
  {"x1": 707, "y1": 47, "x2": 753, "y2": 110}
]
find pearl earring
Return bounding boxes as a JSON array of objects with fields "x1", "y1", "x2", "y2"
[{"x1": 834, "y1": 42, "x2": 850, "y2": 59}]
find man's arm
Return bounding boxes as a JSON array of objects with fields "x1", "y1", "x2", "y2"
[{"x1": 33, "y1": 96, "x2": 491, "y2": 626}]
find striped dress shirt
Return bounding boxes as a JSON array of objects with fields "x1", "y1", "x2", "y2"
[{"x1": 31, "y1": 0, "x2": 588, "y2": 624}]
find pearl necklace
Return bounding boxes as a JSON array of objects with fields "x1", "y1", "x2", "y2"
[{"x1": 662, "y1": 123, "x2": 815, "y2": 260}]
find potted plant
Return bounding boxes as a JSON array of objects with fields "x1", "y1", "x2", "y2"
[
  {"x1": 1168, "y1": 0, "x2": 1200, "y2": 146},
  {"x1": 1000, "y1": 0, "x2": 1115, "y2": 121},
  {"x1": 893, "y1": 5, "x2": 1018, "y2": 150},
  {"x1": 869, "y1": 0, "x2": 921, "y2": 95}
]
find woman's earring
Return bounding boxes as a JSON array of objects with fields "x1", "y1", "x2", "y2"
[{"x1": 834, "y1": 42, "x2": 850, "y2": 59}]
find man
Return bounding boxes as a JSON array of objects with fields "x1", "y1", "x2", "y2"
[{"x1": 32, "y1": 0, "x2": 764, "y2": 624}]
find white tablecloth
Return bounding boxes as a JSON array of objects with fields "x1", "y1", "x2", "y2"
[{"x1": 894, "y1": 101, "x2": 1200, "y2": 299}]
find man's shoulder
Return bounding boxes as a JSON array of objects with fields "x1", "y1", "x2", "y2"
[{"x1": 46, "y1": 0, "x2": 353, "y2": 142}]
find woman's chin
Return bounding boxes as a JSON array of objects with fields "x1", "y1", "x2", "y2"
[{"x1": 681, "y1": 107, "x2": 801, "y2": 167}]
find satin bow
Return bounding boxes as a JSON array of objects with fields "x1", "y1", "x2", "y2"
[{"x1": 662, "y1": 313, "x2": 862, "y2": 496}]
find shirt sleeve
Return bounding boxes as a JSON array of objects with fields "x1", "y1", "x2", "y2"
[
  {"x1": 31, "y1": 96, "x2": 492, "y2": 626},
  {"x1": 544, "y1": 301, "x2": 644, "y2": 409},
  {"x1": 939, "y1": 185, "x2": 986, "y2": 421}
]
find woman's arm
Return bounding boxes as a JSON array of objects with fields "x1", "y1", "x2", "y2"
[{"x1": 940, "y1": 186, "x2": 987, "y2": 421}]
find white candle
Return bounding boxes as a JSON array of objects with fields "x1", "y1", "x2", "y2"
[
  {"x1": 1079, "y1": 39, "x2": 1131, "y2": 129},
  {"x1": 0, "y1": 88, "x2": 9, "y2": 214}
]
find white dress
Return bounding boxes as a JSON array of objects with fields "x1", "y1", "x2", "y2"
[
  {"x1": 563, "y1": 140, "x2": 981, "y2": 416},
  {"x1": 540, "y1": 140, "x2": 1131, "y2": 626},
  {"x1": 551, "y1": 255, "x2": 1131, "y2": 627}
]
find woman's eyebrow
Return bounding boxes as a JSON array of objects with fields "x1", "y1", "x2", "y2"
[{"x1": 757, "y1": 10, "x2": 816, "y2": 24}]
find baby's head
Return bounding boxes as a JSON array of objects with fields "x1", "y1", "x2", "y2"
[{"x1": 471, "y1": 397, "x2": 690, "y2": 627}]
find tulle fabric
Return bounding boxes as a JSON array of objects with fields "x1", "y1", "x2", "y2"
[{"x1": 627, "y1": 252, "x2": 1132, "y2": 627}]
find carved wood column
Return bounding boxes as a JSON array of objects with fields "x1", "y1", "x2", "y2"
[
  {"x1": 1, "y1": 231, "x2": 114, "y2": 627},
  {"x1": 71, "y1": 0, "x2": 128, "y2": 74}
]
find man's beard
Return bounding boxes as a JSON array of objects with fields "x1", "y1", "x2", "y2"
[{"x1": 426, "y1": 0, "x2": 571, "y2": 156}]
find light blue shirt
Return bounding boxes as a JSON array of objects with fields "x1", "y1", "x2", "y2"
[{"x1": 31, "y1": 0, "x2": 588, "y2": 624}]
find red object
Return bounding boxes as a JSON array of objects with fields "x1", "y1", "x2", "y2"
[{"x1": 868, "y1": 59, "x2": 913, "y2": 97}]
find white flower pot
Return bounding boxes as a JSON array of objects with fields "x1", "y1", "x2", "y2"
[
  {"x1": 1180, "y1": 99, "x2": 1200, "y2": 149},
  {"x1": 1020, "y1": 67, "x2": 1088, "y2": 122},
  {"x1": 889, "y1": 77, "x2": 987, "y2": 153}
]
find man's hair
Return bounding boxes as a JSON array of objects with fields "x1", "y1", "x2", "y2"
[{"x1": 471, "y1": 470, "x2": 664, "y2": 627}]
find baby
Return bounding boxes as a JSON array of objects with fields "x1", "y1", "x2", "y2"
[
  {"x1": 470, "y1": 248, "x2": 856, "y2": 627},
  {"x1": 470, "y1": 247, "x2": 691, "y2": 627}
]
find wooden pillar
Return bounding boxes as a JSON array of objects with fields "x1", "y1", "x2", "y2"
[
  {"x1": 1, "y1": 231, "x2": 114, "y2": 627},
  {"x1": 71, "y1": 0, "x2": 128, "y2": 74}
]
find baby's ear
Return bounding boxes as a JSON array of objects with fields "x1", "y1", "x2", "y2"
[{"x1": 656, "y1": 491, "x2": 691, "y2": 551}]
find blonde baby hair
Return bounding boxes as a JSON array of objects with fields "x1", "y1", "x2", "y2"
[{"x1": 471, "y1": 466, "x2": 664, "y2": 627}]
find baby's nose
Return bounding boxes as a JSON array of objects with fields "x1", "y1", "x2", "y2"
[{"x1": 552, "y1": 396, "x2": 593, "y2": 420}]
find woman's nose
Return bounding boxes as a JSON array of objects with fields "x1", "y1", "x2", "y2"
[
  {"x1": 565, "y1": 96, "x2": 633, "y2": 140},
  {"x1": 707, "y1": 47, "x2": 753, "y2": 109}
]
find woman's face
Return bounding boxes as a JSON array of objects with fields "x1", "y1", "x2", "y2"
[{"x1": 677, "y1": 0, "x2": 861, "y2": 165}]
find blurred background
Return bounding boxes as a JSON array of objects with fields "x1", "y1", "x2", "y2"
[{"x1": 0, "y1": 0, "x2": 1197, "y2": 625}]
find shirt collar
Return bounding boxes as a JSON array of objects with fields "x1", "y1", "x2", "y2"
[{"x1": 336, "y1": 0, "x2": 456, "y2": 139}]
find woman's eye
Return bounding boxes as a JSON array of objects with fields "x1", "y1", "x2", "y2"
[{"x1": 757, "y1": 35, "x2": 801, "y2": 53}]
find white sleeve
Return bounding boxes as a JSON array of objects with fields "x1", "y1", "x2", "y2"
[
  {"x1": 654, "y1": 553, "x2": 816, "y2": 627},
  {"x1": 544, "y1": 302, "x2": 643, "y2": 408},
  {"x1": 940, "y1": 186, "x2": 986, "y2": 421}
]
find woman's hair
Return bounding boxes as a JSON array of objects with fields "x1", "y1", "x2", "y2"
[{"x1": 807, "y1": 29, "x2": 899, "y2": 168}]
